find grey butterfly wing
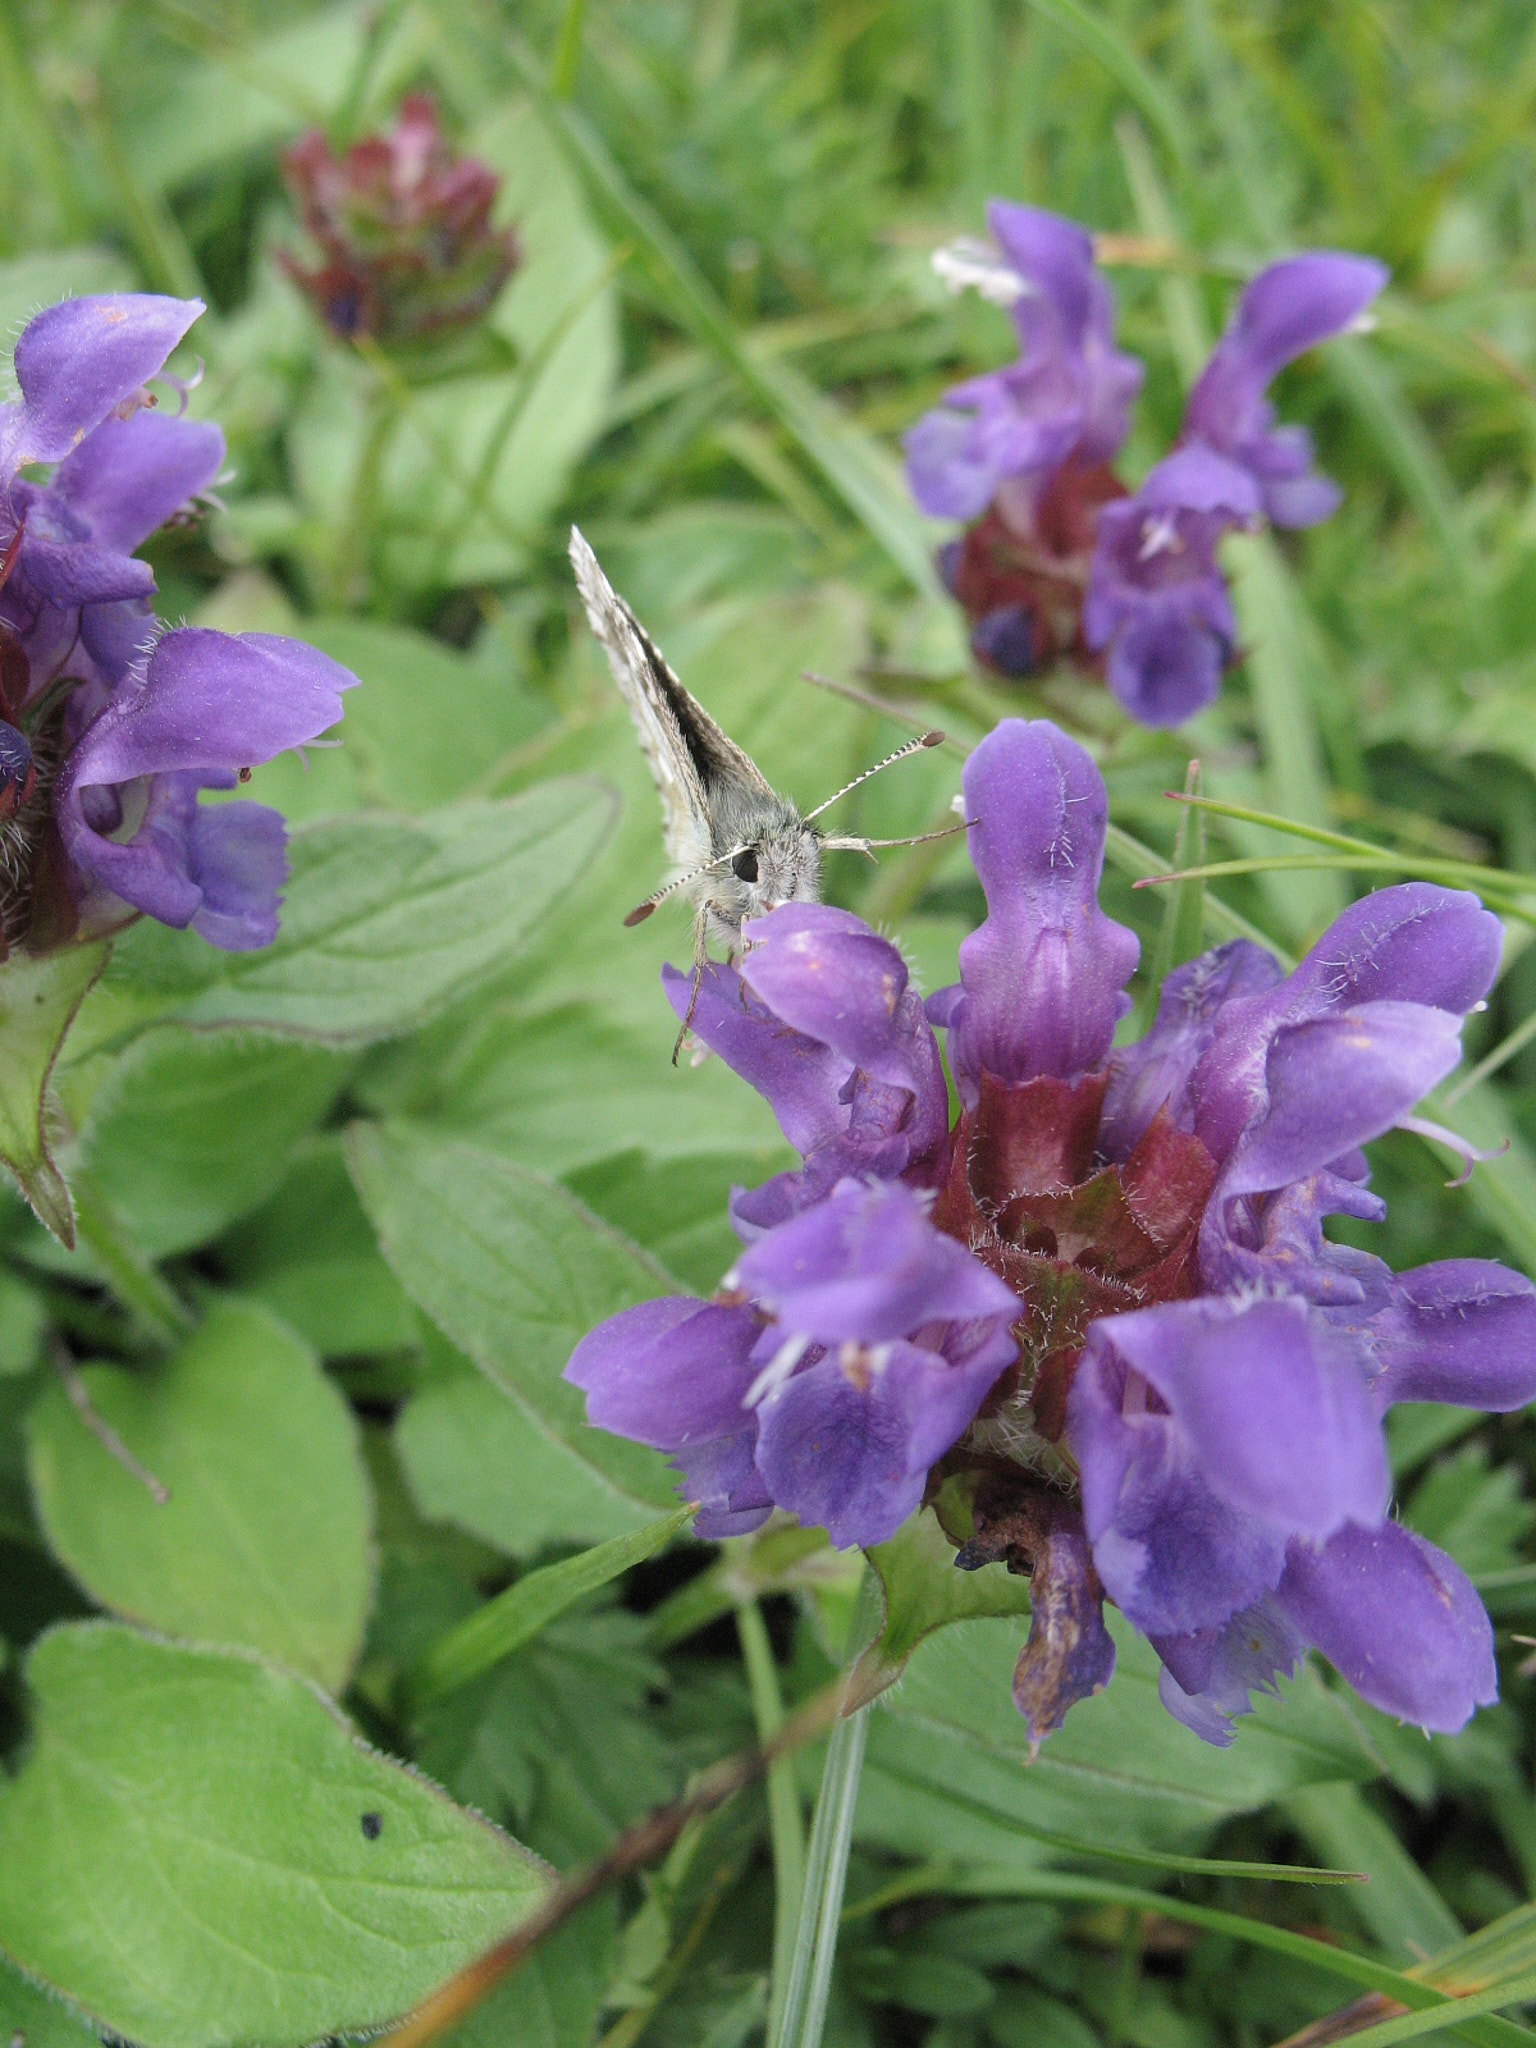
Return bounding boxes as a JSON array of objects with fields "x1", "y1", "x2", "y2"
[{"x1": 569, "y1": 526, "x2": 774, "y2": 866}]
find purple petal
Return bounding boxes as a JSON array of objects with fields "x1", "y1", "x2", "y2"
[
  {"x1": 1, "y1": 295, "x2": 204, "y2": 471},
  {"x1": 1070, "y1": 1321, "x2": 1290, "y2": 1636},
  {"x1": 13, "y1": 535, "x2": 154, "y2": 607},
  {"x1": 1368, "y1": 1261, "x2": 1536, "y2": 1412},
  {"x1": 672, "y1": 1430, "x2": 773, "y2": 1538},
  {"x1": 1191, "y1": 885, "x2": 1500, "y2": 1163},
  {"x1": 1008, "y1": 1507, "x2": 1117, "y2": 1750},
  {"x1": 1187, "y1": 255, "x2": 1389, "y2": 431},
  {"x1": 1082, "y1": 1296, "x2": 1388, "y2": 1543},
  {"x1": 564, "y1": 1297, "x2": 762, "y2": 1449},
  {"x1": 46, "y1": 412, "x2": 225, "y2": 555},
  {"x1": 1154, "y1": 1597, "x2": 1306, "y2": 1746},
  {"x1": 936, "y1": 720, "x2": 1138, "y2": 1104},
  {"x1": 1105, "y1": 607, "x2": 1226, "y2": 726},
  {"x1": 732, "y1": 1177, "x2": 1019, "y2": 1344},
  {"x1": 986, "y1": 203, "x2": 1096, "y2": 343},
  {"x1": 59, "y1": 628, "x2": 354, "y2": 786},
  {"x1": 1218, "y1": 1000, "x2": 1466, "y2": 1198},
  {"x1": 904, "y1": 404, "x2": 1000, "y2": 521},
  {"x1": 1140, "y1": 445, "x2": 1262, "y2": 521},
  {"x1": 662, "y1": 960, "x2": 849, "y2": 1160},
  {"x1": 185, "y1": 798, "x2": 289, "y2": 950},
  {"x1": 1100, "y1": 940, "x2": 1282, "y2": 1161},
  {"x1": 739, "y1": 904, "x2": 949, "y2": 1164},
  {"x1": 753, "y1": 1338, "x2": 1003, "y2": 1548},
  {"x1": 1277, "y1": 1521, "x2": 1496, "y2": 1733}
]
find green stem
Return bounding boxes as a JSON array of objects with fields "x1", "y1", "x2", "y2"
[
  {"x1": 771, "y1": 1707, "x2": 868, "y2": 2048},
  {"x1": 333, "y1": 381, "x2": 400, "y2": 608},
  {"x1": 735, "y1": 1601, "x2": 807, "y2": 2048},
  {"x1": 71, "y1": 1176, "x2": 194, "y2": 1349}
]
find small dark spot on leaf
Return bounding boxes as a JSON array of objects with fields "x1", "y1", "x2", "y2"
[{"x1": 361, "y1": 1810, "x2": 383, "y2": 1840}]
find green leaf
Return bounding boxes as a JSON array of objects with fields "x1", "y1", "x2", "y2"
[
  {"x1": 237, "y1": 616, "x2": 552, "y2": 823},
  {"x1": 1222, "y1": 533, "x2": 1349, "y2": 940},
  {"x1": 396, "y1": 1361, "x2": 655, "y2": 1557},
  {"x1": 217, "y1": 1137, "x2": 419, "y2": 1358},
  {"x1": 0, "y1": 1957, "x2": 102, "y2": 2048},
  {"x1": 402, "y1": 1504, "x2": 695, "y2": 1713},
  {"x1": 1283, "y1": 1783, "x2": 1463, "y2": 1962},
  {"x1": 0, "y1": 1623, "x2": 548, "y2": 2048},
  {"x1": 858, "y1": 1615, "x2": 1376, "y2": 1868},
  {"x1": 0, "y1": 942, "x2": 110, "y2": 1248},
  {"x1": 347, "y1": 1120, "x2": 680, "y2": 1516},
  {"x1": 853, "y1": 1508, "x2": 1032, "y2": 1707},
  {"x1": 26, "y1": 1299, "x2": 373, "y2": 1693},
  {"x1": 1144, "y1": 760, "x2": 1207, "y2": 995},
  {"x1": 1021, "y1": 0, "x2": 1192, "y2": 171},
  {"x1": 96, "y1": 783, "x2": 616, "y2": 1046},
  {"x1": 435, "y1": 1902, "x2": 614, "y2": 2048},
  {"x1": 72, "y1": 1029, "x2": 352, "y2": 1257}
]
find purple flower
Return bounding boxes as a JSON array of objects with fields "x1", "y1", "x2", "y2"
[
  {"x1": 0, "y1": 293, "x2": 360, "y2": 956},
  {"x1": 1184, "y1": 254, "x2": 1389, "y2": 527},
  {"x1": 904, "y1": 204, "x2": 1142, "y2": 522},
  {"x1": 570, "y1": 713, "x2": 1536, "y2": 1748},
  {"x1": 55, "y1": 629, "x2": 356, "y2": 948},
  {"x1": 1082, "y1": 252, "x2": 1387, "y2": 726},
  {"x1": 662, "y1": 903, "x2": 950, "y2": 1234},
  {"x1": 924, "y1": 719, "x2": 1139, "y2": 1106},
  {"x1": 567, "y1": 1178, "x2": 1018, "y2": 1547}
]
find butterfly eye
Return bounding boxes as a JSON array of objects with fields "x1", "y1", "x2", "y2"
[{"x1": 731, "y1": 848, "x2": 759, "y2": 883}]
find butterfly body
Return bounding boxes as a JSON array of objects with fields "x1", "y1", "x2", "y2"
[
  {"x1": 569, "y1": 526, "x2": 822, "y2": 945},
  {"x1": 569, "y1": 526, "x2": 954, "y2": 1055}
]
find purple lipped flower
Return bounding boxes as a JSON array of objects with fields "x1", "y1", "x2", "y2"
[
  {"x1": 1082, "y1": 252, "x2": 1387, "y2": 725},
  {"x1": 662, "y1": 903, "x2": 950, "y2": 1234},
  {"x1": 924, "y1": 719, "x2": 1139, "y2": 1105},
  {"x1": 1183, "y1": 253, "x2": 1389, "y2": 528},
  {"x1": 0, "y1": 292, "x2": 359, "y2": 956},
  {"x1": 55, "y1": 628, "x2": 356, "y2": 948},
  {"x1": 571, "y1": 712, "x2": 1536, "y2": 1748},
  {"x1": 567, "y1": 1177, "x2": 1018, "y2": 1547},
  {"x1": 904, "y1": 203, "x2": 1142, "y2": 522}
]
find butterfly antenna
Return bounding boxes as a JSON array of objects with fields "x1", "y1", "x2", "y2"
[
  {"x1": 624, "y1": 847, "x2": 744, "y2": 927},
  {"x1": 802, "y1": 730, "x2": 945, "y2": 824}
]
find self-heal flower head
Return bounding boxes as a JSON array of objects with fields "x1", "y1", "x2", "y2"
[
  {"x1": 0, "y1": 292, "x2": 359, "y2": 956},
  {"x1": 280, "y1": 96, "x2": 520, "y2": 345},
  {"x1": 572, "y1": 714, "x2": 1536, "y2": 1750},
  {"x1": 1082, "y1": 253, "x2": 1387, "y2": 725},
  {"x1": 904, "y1": 203, "x2": 1143, "y2": 523},
  {"x1": 566, "y1": 1177, "x2": 1019, "y2": 1547}
]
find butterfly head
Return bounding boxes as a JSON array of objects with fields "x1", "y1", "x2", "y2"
[{"x1": 705, "y1": 807, "x2": 821, "y2": 940}]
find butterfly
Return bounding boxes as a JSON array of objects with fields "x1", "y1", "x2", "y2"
[{"x1": 569, "y1": 527, "x2": 961, "y2": 1059}]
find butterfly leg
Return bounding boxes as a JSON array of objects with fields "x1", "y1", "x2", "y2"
[{"x1": 671, "y1": 909, "x2": 710, "y2": 1065}]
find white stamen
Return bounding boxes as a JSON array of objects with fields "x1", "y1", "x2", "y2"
[
  {"x1": 931, "y1": 238, "x2": 1031, "y2": 306},
  {"x1": 1396, "y1": 1113, "x2": 1509, "y2": 1188},
  {"x1": 744, "y1": 1332, "x2": 812, "y2": 1409},
  {"x1": 1138, "y1": 511, "x2": 1184, "y2": 561}
]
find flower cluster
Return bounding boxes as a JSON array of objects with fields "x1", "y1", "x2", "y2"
[
  {"x1": 906, "y1": 204, "x2": 1386, "y2": 726},
  {"x1": 569, "y1": 719, "x2": 1536, "y2": 1749},
  {"x1": 0, "y1": 293, "x2": 356, "y2": 954},
  {"x1": 279, "y1": 96, "x2": 520, "y2": 346}
]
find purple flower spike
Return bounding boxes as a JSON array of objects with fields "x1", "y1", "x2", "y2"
[
  {"x1": 904, "y1": 205, "x2": 1141, "y2": 520},
  {"x1": 1184, "y1": 254, "x2": 1389, "y2": 527},
  {"x1": 0, "y1": 295, "x2": 204, "y2": 475},
  {"x1": 1082, "y1": 447, "x2": 1256, "y2": 727},
  {"x1": 1277, "y1": 1521, "x2": 1496, "y2": 1733},
  {"x1": 926, "y1": 719, "x2": 1138, "y2": 1104},
  {"x1": 56, "y1": 628, "x2": 356, "y2": 947}
]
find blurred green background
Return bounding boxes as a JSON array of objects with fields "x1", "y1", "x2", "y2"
[{"x1": 4, "y1": 3, "x2": 1536, "y2": 2046}]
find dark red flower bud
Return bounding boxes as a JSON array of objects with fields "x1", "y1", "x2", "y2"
[{"x1": 278, "y1": 96, "x2": 520, "y2": 346}]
